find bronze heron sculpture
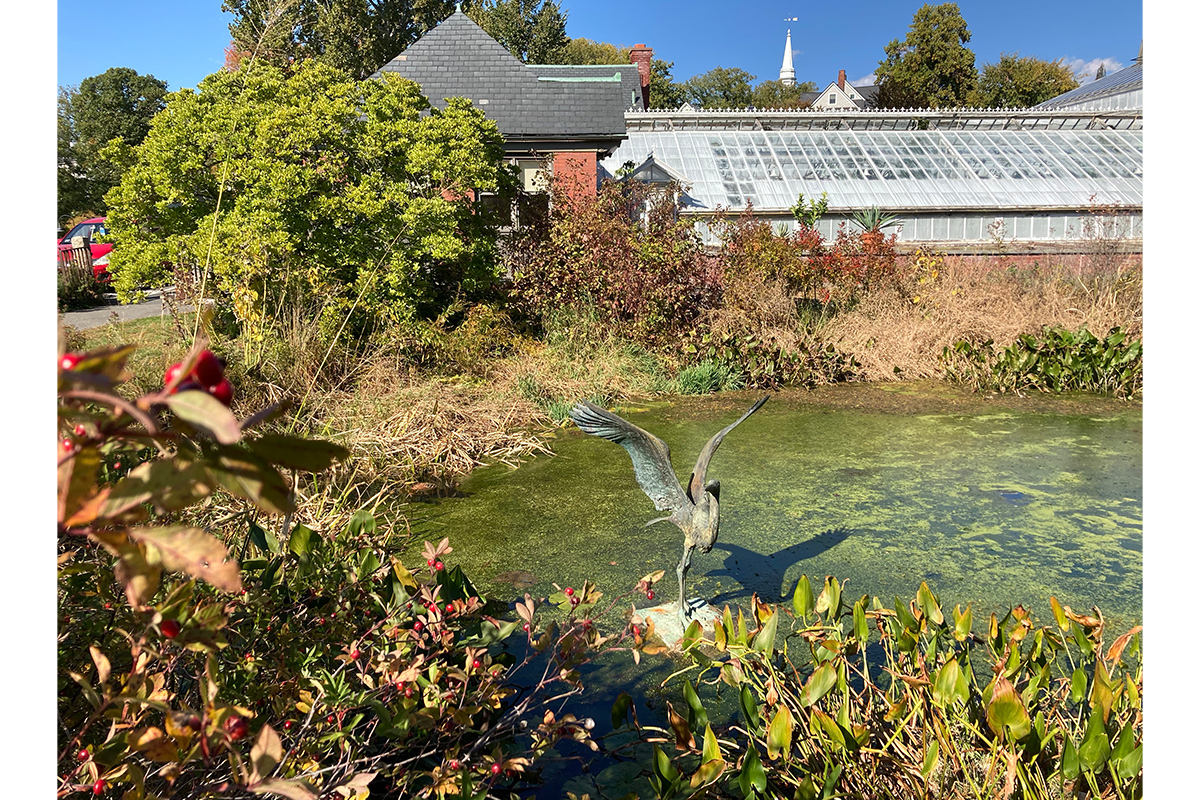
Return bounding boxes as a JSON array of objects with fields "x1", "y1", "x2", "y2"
[{"x1": 568, "y1": 396, "x2": 769, "y2": 620}]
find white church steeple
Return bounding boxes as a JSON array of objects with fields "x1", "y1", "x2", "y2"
[{"x1": 779, "y1": 29, "x2": 795, "y2": 86}]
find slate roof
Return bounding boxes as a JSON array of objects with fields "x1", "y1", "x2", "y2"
[{"x1": 372, "y1": 11, "x2": 637, "y2": 141}]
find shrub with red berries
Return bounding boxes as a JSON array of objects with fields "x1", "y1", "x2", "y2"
[{"x1": 164, "y1": 348, "x2": 233, "y2": 407}]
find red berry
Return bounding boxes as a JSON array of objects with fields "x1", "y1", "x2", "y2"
[
  {"x1": 570, "y1": 596, "x2": 580, "y2": 607},
  {"x1": 62, "y1": 439, "x2": 74, "y2": 453},
  {"x1": 564, "y1": 587, "x2": 574, "y2": 597},
  {"x1": 161, "y1": 619, "x2": 181, "y2": 639},
  {"x1": 471, "y1": 659, "x2": 481, "y2": 669},
  {"x1": 404, "y1": 686, "x2": 414, "y2": 698},
  {"x1": 316, "y1": 618, "x2": 325, "y2": 626},
  {"x1": 445, "y1": 603, "x2": 454, "y2": 614},
  {"x1": 434, "y1": 561, "x2": 444, "y2": 571},
  {"x1": 73, "y1": 424, "x2": 86, "y2": 437},
  {"x1": 413, "y1": 620, "x2": 424, "y2": 632},
  {"x1": 427, "y1": 559, "x2": 435, "y2": 567},
  {"x1": 491, "y1": 763, "x2": 502, "y2": 776},
  {"x1": 326, "y1": 714, "x2": 335, "y2": 724},
  {"x1": 284, "y1": 720, "x2": 294, "y2": 730},
  {"x1": 647, "y1": 590, "x2": 655, "y2": 600},
  {"x1": 112, "y1": 462, "x2": 121, "y2": 470},
  {"x1": 208, "y1": 378, "x2": 234, "y2": 407},
  {"x1": 350, "y1": 649, "x2": 361, "y2": 660},
  {"x1": 185, "y1": 715, "x2": 202, "y2": 732},
  {"x1": 522, "y1": 622, "x2": 531, "y2": 632},
  {"x1": 193, "y1": 350, "x2": 224, "y2": 386},
  {"x1": 77, "y1": 749, "x2": 89, "y2": 761},
  {"x1": 61, "y1": 353, "x2": 82, "y2": 370},
  {"x1": 164, "y1": 361, "x2": 184, "y2": 389},
  {"x1": 92, "y1": 779, "x2": 106, "y2": 795},
  {"x1": 224, "y1": 716, "x2": 248, "y2": 741},
  {"x1": 449, "y1": 759, "x2": 461, "y2": 770}
]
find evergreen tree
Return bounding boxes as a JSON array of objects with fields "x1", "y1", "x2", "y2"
[
  {"x1": 875, "y1": 3, "x2": 976, "y2": 108},
  {"x1": 468, "y1": 0, "x2": 568, "y2": 63}
]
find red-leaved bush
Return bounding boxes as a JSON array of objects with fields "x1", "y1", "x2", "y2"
[{"x1": 508, "y1": 179, "x2": 721, "y2": 345}]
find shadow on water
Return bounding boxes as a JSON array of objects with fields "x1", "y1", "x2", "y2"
[{"x1": 707, "y1": 527, "x2": 853, "y2": 606}]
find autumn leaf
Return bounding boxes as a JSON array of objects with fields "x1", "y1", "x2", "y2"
[{"x1": 127, "y1": 525, "x2": 242, "y2": 593}]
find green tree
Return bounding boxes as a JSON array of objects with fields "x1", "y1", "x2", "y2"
[
  {"x1": 875, "y1": 3, "x2": 976, "y2": 108},
  {"x1": 683, "y1": 66, "x2": 755, "y2": 109},
  {"x1": 648, "y1": 59, "x2": 687, "y2": 109},
  {"x1": 57, "y1": 67, "x2": 169, "y2": 221},
  {"x1": 971, "y1": 53, "x2": 1080, "y2": 108},
  {"x1": 104, "y1": 61, "x2": 512, "y2": 333},
  {"x1": 751, "y1": 78, "x2": 817, "y2": 109},
  {"x1": 222, "y1": 0, "x2": 458, "y2": 79},
  {"x1": 560, "y1": 36, "x2": 627, "y2": 64},
  {"x1": 468, "y1": 0, "x2": 568, "y2": 63}
]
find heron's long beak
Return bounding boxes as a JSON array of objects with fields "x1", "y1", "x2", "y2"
[{"x1": 645, "y1": 516, "x2": 673, "y2": 527}]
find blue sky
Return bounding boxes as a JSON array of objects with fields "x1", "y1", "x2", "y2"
[{"x1": 57, "y1": 1, "x2": 1143, "y2": 93}]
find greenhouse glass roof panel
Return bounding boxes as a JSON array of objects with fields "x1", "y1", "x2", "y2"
[{"x1": 603, "y1": 128, "x2": 1142, "y2": 210}]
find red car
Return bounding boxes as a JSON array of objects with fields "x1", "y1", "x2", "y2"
[{"x1": 58, "y1": 217, "x2": 112, "y2": 281}]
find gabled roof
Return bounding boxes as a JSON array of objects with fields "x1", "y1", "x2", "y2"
[{"x1": 372, "y1": 11, "x2": 636, "y2": 142}]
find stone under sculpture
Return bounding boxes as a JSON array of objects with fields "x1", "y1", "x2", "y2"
[{"x1": 568, "y1": 396, "x2": 769, "y2": 620}]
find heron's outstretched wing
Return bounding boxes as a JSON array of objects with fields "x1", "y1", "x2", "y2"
[
  {"x1": 569, "y1": 401, "x2": 689, "y2": 513},
  {"x1": 687, "y1": 396, "x2": 769, "y2": 501}
]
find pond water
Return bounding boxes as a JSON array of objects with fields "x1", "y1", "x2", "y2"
[
  {"x1": 404, "y1": 381, "x2": 1141, "y2": 796},
  {"x1": 409, "y1": 382, "x2": 1143, "y2": 631}
]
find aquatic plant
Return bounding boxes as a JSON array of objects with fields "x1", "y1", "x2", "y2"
[
  {"x1": 941, "y1": 325, "x2": 1142, "y2": 399},
  {"x1": 612, "y1": 578, "x2": 1142, "y2": 799}
]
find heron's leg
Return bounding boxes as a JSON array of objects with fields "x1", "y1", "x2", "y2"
[{"x1": 677, "y1": 543, "x2": 695, "y2": 620}]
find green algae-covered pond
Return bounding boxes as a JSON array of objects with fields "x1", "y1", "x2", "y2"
[{"x1": 409, "y1": 382, "x2": 1142, "y2": 631}]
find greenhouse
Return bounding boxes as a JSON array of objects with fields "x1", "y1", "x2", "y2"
[{"x1": 601, "y1": 108, "x2": 1143, "y2": 249}]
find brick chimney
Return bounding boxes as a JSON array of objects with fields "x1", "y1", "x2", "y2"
[
  {"x1": 630, "y1": 44, "x2": 653, "y2": 109},
  {"x1": 838, "y1": 69, "x2": 846, "y2": 91}
]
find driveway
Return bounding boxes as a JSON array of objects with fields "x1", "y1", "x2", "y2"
[{"x1": 60, "y1": 290, "x2": 199, "y2": 331}]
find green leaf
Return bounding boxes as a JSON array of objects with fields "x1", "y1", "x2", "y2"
[
  {"x1": 682, "y1": 619, "x2": 702, "y2": 652},
  {"x1": 765, "y1": 704, "x2": 793, "y2": 761},
  {"x1": 932, "y1": 659, "x2": 963, "y2": 708},
  {"x1": 206, "y1": 452, "x2": 293, "y2": 515},
  {"x1": 801, "y1": 663, "x2": 837, "y2": 707},
  {"x1": 357, "y1": 550, "x2": 382, "y2": 581},
  {"x1": 920, "y1": 739, "x2": 939, "y2": 779},
  {"x1": 1078, "y1": 707, "x2": 1111, "y2": 772},
  {"x1": 916, "y1": 581, "x2": 944, "y2": 625},
  {"x1": 247, "y1": 434, "x2": 348, "y2": 473},
  {"x1": 652, "y1": 744, "x2": 679, "y2": 782},
  {"x1": 793, "y1": 575, "x2": 815, "y2": 618},
  {"x1": 985, "y1": 676, "x2": 1031, "y2": 742},
  {"x1": 250, "y1": 724, "x2": 283, "y2": 783},
  {"x1": 247, "y1": 519, "x2": 280, "y2": 555},
  {"x1": 1070, "y1": 666, "x2": 1088, "y2": 704},
  {"x1": 165, "y1": 390, "x2": 241, "y2": 444},
  {"x1": 346, "y1": 509, "x2": 376, "y2": 538},
  {"x1": 288, "y1": 524, "x2": 319, "y2": 563},
  {"x1": 739, "y1": 685, "x2": 761, "y2": 732},
  {"x1": 738, "y1": 743, "x2": 766, "y2": 797},
  {"x1": 1115, "y1": 743, "x2": 1142, "y2": 782},
  {"x1": 700, "y1": 722, "x2": 721, "y2": 762},
  {"x1": 101, "y1": 459, "x2": 213, "y2": 518},
  {"x1": 683, "y1": 679, "x2": 708, "y2": 732},
  {"x1": 611, "y1": 692, "x2": 633, "y2": 730},
  {"x1": 852, "y1": 600, "x2": 869, "y2": 643},
  {"x1": 752, "y1": 607, "x2": 779, "y2": 653},
  {"x1": 953, "y1": 603, "x2": 973, "y2": 641}
]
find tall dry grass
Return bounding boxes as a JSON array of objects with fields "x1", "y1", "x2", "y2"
[{"x1": 822, "y1": 251, "x2": 1143, "y2": 381}]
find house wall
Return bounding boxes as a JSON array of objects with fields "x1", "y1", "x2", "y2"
[{"x1": 552, "y1": 151, "x2": 599, "y2": 201}]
